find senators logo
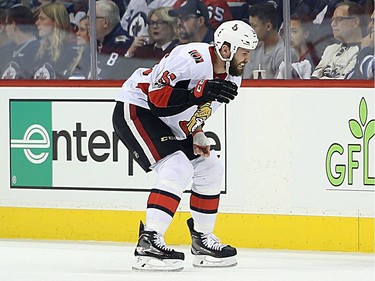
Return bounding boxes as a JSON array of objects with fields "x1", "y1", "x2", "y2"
[
  {"x1": 179, "y1": 102, "x2": 212, "y2": 136},
  {"x1": 188, "y1": 50, "x2": 204, "y2": 64}
]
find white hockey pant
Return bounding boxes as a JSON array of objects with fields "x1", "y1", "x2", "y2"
[{"x1": 146, "y1": 150, "x2": 223, "y2": 235}]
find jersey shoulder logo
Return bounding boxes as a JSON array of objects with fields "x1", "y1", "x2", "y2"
[{"x1": 188, "y1": 50, "x2": 204, "y2": 64}]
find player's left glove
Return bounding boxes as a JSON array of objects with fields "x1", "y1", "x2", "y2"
[
  {"x1": 190, "y1": 79, "x2": 238, "y2": 105},
  {"x1": 192, "y1": 129, "x2": 210, "y2": 157}
]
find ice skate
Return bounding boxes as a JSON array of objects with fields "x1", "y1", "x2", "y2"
[
  {"x1": 186, "y1": 217, "x2": 237, "y2": 268},
  {"x1": 132, "y1": 221, "x2": 185, "y2": 272}
]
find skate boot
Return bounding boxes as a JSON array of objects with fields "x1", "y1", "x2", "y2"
[
  {"x1": 186, "y1": 217, "x2": 237, "y2": 268},
  {"x1": 132, "y1": 221, "x2": 185, "y2": 272}
]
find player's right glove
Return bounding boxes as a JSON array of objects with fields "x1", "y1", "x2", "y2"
[{"x1": 190, "y1": 79, "x2": 238, "y2": 105}]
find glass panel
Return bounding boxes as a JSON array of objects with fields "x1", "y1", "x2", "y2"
[{"x1": 0, "y1": 0, "x2": 373, "y2": 80}]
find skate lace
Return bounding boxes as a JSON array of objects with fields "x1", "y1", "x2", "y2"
[
  {"x1": 153, "y1": 232, "x2": 174, "y2": 252},
  {"x1": 201, "y1": 233, "x2": 227, "y2": 251}
]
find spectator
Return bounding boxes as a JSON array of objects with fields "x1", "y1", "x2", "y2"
[
  {"x1": 277, "y1": 13, "x2": 320, "y2": 79},
  {"x1": 311, "y1": 1, "x2": 364, "y2": 79},
  {"x1": 93, "y1": 0, "x2": 133, "y2": 79},
  {"x1": 315, "y1": 0, "x2": 372, "y2": 20},
  {"x1": 347, "y1": 9, "x2": 374, "y2": 79},
  {"x1": 94, "y1": 0, "x2": 132, "y2": 56},
  {"x1": 310, "y1": 0, "x2": 373, "y2": 58},
  {"x1": 125, "y1": 6, "x2": 179, "y2": 60},
  {"x1": 68, "y1": 15, "x2": 91, "y2": 79},
  {"x1": 96, "y1": 0, "x2": 133, "y2": 79},
  {"x1": 169, "y1": 0, "x2": 214, "y2": 44},
  {"x1": 33, "y1": 2, "x2": 76, "y2": 79},
  {"x1": 120, "y1": 0, "x2": 177, "y2": 38},
  {"x1": 173, "y1": 0, "x2": 233, "y2": 30},
  {"x1": 243, "y1": 2, "x2": 284, "y2": 79},
  {"x1": 289, "y1": 14, "x2": 320, "y2": 68},
  {"x1": 1, "y1": 5, "x2": 39, "y2": 79}
]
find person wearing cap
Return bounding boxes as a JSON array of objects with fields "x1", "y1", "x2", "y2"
[
  {"x1": 113, "y1": 20, "x2": 258, "y2": 271},
  {"x1": 173, "y1": 0, "x2": 233, "y2": 30},
  {"x1": 169, "y1": 0, "x2": 214, "y2": 44}
]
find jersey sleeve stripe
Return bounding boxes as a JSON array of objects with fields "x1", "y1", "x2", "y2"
[{"x1": 148, "y1": 86, "x2": 174, "y2": 108}]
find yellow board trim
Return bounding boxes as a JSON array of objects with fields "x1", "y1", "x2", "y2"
[{"x1": 0, "y1": 207, "x2": 373, "y2": 253}]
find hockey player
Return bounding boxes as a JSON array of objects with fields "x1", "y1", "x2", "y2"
[{"x1": 113, "y1": 20, "x2": 258, "y2": 271}]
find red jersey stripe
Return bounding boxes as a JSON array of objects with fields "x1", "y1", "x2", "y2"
[
  {"x1": 136, "y1": 82, "x2": 150, "y2": 94},
  {"x1": 129, "y1": 104, "x2": 161, "y2": 162}
]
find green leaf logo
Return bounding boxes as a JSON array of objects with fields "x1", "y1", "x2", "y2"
[
  {"x1": 359, "y1": 98, "x2": 367, "y2": 126},
  {"x1": 349, "y1": 119, "x2": 362, "y2": 138},
  {"x1": 349, "y1": 97, "x2": 368, "y2": 139}
]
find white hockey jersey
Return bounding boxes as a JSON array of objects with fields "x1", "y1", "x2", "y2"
[
  {"x1": 116, "y1": 42, "x2": 241, "y2": 140},
  {"x1": 121, "y1": 0, "x2": 177, "y2": 37},
  {"x1": 312, "y1": 43, "x2": 360, "y2": 79}
]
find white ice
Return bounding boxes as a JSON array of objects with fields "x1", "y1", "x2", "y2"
[{"x1": 0, "y1": 239, "x2": 373, "y2": 281}]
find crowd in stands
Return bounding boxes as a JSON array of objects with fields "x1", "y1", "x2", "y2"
[{"x1": 0, "y1": 0, "x2": 373, "y2": 80}]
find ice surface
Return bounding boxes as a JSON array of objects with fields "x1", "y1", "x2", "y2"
[{"x1": 0, "y1": 239, "x2": 373, "y2": 281}]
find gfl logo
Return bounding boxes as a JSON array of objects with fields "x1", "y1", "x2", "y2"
[{"x1": 326, "y1": 98, "x2": 374, "y2": 187}]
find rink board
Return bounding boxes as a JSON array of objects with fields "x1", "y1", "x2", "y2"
[
  {"x1": 0, "y1": 80, "x2": 374, "y2": 252},
  {"x1": 0, "y1": 207, "x2": 374, "y2": 252}
]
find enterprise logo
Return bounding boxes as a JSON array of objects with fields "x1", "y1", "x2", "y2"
[{"x1": 10, "y1": 124, "x2": 50, "y2": 164}]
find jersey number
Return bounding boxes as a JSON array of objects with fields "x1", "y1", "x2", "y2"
[
  {"x1": 106, "y1": 53, "x2": 119, "y2": 66},
  {"x1": 158, "y1": 70, "x2": 176, "y2": 85},
  {"x1": 207, "y1": 6, "x2": 224, "y2": 21}
]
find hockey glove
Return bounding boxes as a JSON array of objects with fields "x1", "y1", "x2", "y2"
[
  {"x1": 190, "y1": 79, "x2": 238, "y2": 105},
  {"x1": 192, "y1": 129, "x2": 211, "y2": 157}
]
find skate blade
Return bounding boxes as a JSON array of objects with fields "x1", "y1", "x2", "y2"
[
  {"x1": 192, "y1": 255, "x2": 237, "y2": 268},
  {"x1": 132, "y1": 256, "x2": 184, "y2": 272}
]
